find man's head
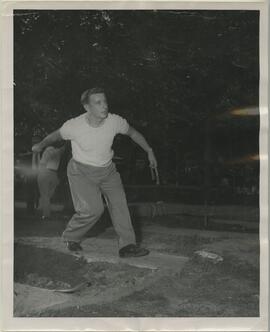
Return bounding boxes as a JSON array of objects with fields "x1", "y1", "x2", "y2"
[
  {"x1": 81, "y1": 87, "x2": 108, "y2": 120},
  {"x1": 31, "y1": 135, "x2": 42, "y2": 145}
]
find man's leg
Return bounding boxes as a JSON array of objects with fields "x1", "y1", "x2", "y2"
[
  {"x1": 100, "y1": 164, "x2": 136, "y2": 249},
  {"x1": 45, "y1": 172, "x2": 59, "y2": 217},
  {"x1": 26, "y1": 175, "x2": 37, "y2": 214},
  {"x1": 37, "y1": 171, "x2": 51, "y2": 218},
  {"x1": 62, "y1": 160, "x2": 104, "y2": 243},
  {"x1": 47, "y1": 172, "x2": 59, "y2": 199}
]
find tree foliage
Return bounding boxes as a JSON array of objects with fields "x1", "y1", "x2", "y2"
[{"x1": 14, "y1": 10, "x2": 259, "y2": 183}]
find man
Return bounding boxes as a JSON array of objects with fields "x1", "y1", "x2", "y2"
[
  {"x1": 37, "y1": 142, "x2": 66, "y2": 220},
  {"x1": 32, "y1": 88, "x2": 157, "y2": 258},
  {"x1": 25, "y1": 135, "x2": 42, "y2": 215}
]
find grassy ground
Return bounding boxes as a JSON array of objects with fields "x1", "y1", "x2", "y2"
[
  {"x1": 36, "y1": 256, "x2": 259, "y2": 317},
  {"x1": 14, "y1": 207, "x2": 259, "y2": 317}
]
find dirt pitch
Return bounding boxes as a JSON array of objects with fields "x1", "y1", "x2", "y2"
[{"x1": 14, "y1": 207, "x2": 259, "y2": 317}]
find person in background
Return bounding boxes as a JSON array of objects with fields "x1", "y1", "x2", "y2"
[
  {"x1": 25, "y1": 135, "x2": 42, "y2": 215},
  {"x1": 57, "y1": 141, "x2": 74, "y2": 216},
  {"x1": 32, "y1": 87, "x2": 157, "y2": 258},
  {"x1": 37, "y1": 142, "x2": 66, "y2": 221}
]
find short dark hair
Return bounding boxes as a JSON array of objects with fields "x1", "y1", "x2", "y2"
[{"x1": 80, "y1": 87, "x2": 105, "y2": 106}]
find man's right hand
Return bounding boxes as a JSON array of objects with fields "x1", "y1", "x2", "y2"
[{"x1": 32, "y1": 143, "x2": 43, "y2": 153}]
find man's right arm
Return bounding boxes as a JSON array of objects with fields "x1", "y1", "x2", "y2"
[{"x1": 32, "y1": 130, "x2": 63, "y2": 153}]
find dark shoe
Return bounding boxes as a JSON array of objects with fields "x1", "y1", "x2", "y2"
[
  {"x1": 66, "y1": 241, "x2": 83, "y2": 252},
  {"x1": 119, "y1": 244, "x2": 149, "y2": 258}
]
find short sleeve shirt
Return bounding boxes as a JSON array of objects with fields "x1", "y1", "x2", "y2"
[{"x1": 59, "y1": 113, "x2": 129, "y2": 166}]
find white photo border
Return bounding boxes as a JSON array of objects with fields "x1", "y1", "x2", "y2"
[{"x1": 1, "y1": 1, "x2": 268, "y2": 331}]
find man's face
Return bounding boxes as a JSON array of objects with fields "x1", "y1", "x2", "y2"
[{"x1": 87, "y1": 93, "x2": 108, "y2": 119}]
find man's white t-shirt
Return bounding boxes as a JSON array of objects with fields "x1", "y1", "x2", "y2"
[{"x1": 60, "y1": 113, "x2": 129, "y2": 167}]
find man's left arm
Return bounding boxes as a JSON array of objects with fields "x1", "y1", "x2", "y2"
[{"x1": 125, "y1": 126, "x2": 157, "y2": 168}]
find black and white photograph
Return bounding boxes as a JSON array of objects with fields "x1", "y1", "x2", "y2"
[{"x1": 1, "y1": 1, "x2": 269, "y2": 331}]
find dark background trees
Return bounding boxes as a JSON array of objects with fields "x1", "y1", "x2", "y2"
[{"x1": 14, "y1": 10, "x2": 259, "y2": 195}]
